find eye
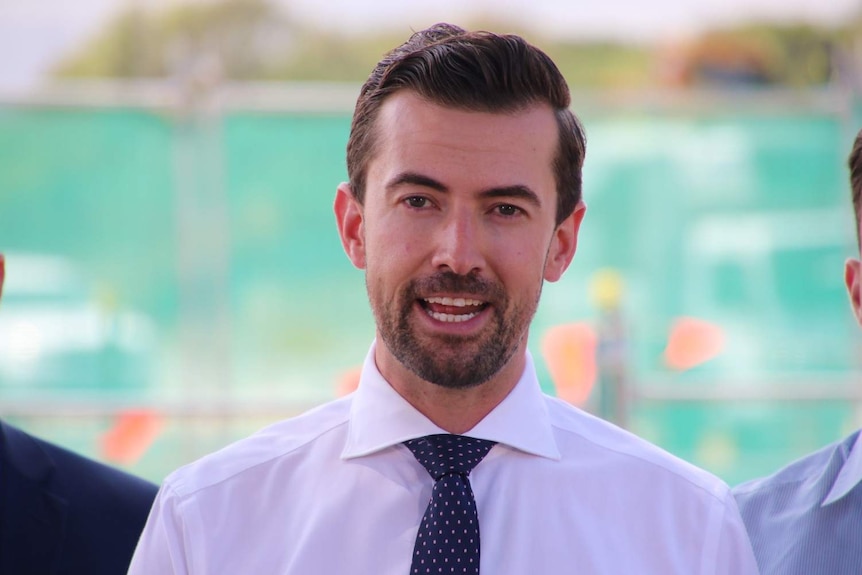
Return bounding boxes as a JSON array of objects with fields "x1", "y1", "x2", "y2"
[
  {"x1": 404, "y1": 196, "x2": 429, "y2": 208},
  {"x1": 495, "y1": 204, "x2": 523, "y2": 217}
]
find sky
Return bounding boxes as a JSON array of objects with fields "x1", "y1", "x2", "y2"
[{"x1": 0, "y1": 0, "x2": 858, "y2": 91}]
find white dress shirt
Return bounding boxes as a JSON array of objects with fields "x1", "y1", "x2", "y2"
[{"x1": 129, "y1": 343, "x2": 759, "y2": 574}]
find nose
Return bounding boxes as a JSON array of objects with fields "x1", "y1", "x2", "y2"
[{"x1": 429, "y1": 211, "x2": 485, "y2": 276}]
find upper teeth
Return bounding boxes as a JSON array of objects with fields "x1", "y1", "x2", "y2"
[{"x1": 424, "y1": 296, "x2": 483, "y2": 307}]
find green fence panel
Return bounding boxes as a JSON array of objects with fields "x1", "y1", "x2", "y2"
[{"x1": 1, "y1": 95, "x2": 860, "y2": 484}]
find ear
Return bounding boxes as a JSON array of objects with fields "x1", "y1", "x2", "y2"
[
  {"x1": 334, "y1": 183, "x2": 367, "y2": 269},
  {"x1": 845, "y1": 257, "x2": 862, "y2": 326},
  {"x1": 544, "y1": 201, "x2": 586, "y2": 282}
]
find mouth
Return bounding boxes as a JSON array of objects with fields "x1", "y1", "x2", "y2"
[{"x1": 419, "y1": 296, "x2": 489, "y2": 323}]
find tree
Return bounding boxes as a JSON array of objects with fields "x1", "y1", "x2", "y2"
[{"x1": 54, "y1": 0, "x2": 298, "y2": 80}]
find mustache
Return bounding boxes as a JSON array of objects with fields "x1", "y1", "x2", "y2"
[{"x1": 409, "y1": 271, "x2": 502, "y2": 300}]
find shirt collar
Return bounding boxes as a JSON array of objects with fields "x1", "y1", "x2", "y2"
[
  {"x1": 342, "y1": 341, "x2": 560, "y2": 461},
  {"x1": 822, "y1": 430, "x2": 862, "y2": 506}
]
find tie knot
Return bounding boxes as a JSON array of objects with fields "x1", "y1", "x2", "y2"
[{"x1": 404, "y1": 434, "x2": 496, "y2": 480}]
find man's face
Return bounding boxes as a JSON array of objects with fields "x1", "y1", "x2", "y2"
[{"x1": 336, "y1": 91, "x2": 584, "y2": 390}]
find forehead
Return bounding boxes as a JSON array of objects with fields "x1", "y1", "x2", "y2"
[{"x1": 368, "y1": 91, "x2": 558, "y2": 192}]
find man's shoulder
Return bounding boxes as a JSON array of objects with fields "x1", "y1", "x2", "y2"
[
  {"x1": 164, "y1": 395, "x2": 353, "y2": 498},
  {"x1": 543, "y1": 396, "x2": 731, "y2": 500},
  {"x1": 733, "y1": 430, "x2": 859, "y2": 507},
  {"x1": 42, "y1": 436, "x2": 157, "y2": 499},
  {"x1": 0, "y1": 419, "x2": 157, "y2": 524},
  {"x1": 0, "y1": 421, "x2": 157, "y2": 575},
  {"x1": 730, "y1": 431, "x2": 862, "y2": 574}
]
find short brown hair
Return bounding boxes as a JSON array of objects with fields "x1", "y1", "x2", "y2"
[
  {"x1": 346, "y1": 23, "x2": 586, "y2": 226},
  {"x1": 850, "y1": 128, "x2": 862, "y2": 246}
]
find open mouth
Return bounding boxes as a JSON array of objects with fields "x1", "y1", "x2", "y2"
[{"x1": 420, "y1": 296, "x2": 489, "y2": 323}]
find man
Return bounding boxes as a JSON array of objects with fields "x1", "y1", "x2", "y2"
[
  {"x1": 733, "y1": 129, "x2": 862, "y2": 574},
  {"x1": 129, "y1": 24, "x2": 758, "y2": 574},
  {"x1": 0, "y1": 254, "x2": 159, "y2": 574}
]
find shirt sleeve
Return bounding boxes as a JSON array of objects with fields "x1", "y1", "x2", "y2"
[
  {"x1": 709, "y1": 490, "x2": 761, "y2": 575},
  {"x1": 127, "y1": 482, "x2": 191, "y2": 575}
]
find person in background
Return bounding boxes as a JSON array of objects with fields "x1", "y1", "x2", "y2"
[
  {"x1": 733, "y1": 129, "x2": 862, "y2": 574},
  {"x1": 0, "y1": 253, "x2": 159, "y2": 575},
  {"x1": 129, "y1": 23, "x2": 758, "y2": 574}
]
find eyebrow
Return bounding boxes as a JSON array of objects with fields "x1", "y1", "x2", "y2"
[
  {"x1": 387, "y1": 172, "x2": 447, "y2": 193},
  {"x1": 386, "y1": 171, "x2": 543, "y2": 208}
]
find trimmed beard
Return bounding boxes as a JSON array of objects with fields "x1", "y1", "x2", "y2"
[{"x1": 369, "y1": 270, "x2": 540, "y2": 389}]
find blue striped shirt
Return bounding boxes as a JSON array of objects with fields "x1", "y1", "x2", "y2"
[{"x1": 733, "y1": 430, "x2": 862, "y2": 574}]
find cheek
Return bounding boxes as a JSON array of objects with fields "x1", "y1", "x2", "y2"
[
  {"x1": 491, "y1": 233, "x2": 550, "y2": 275},
  {"x1": 365, "y1": 234, "x2": 421, "y2": 288},
  {"x1": 489, "y1": 257, "x2": 544, "y2": 302},
  {"x1": 371, "y1": 223, "x2": 424, "y2": 265}
]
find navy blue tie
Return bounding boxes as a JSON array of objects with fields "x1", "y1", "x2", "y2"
[{"x1": 404, "y1": 434, "x2": 496, "y2": 575}]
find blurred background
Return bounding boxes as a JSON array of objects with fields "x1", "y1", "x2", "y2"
[{"x1": 1, "y1": 0, "x2": 861, "y2": 485}]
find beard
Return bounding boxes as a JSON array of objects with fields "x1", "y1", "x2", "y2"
[{"x1": 369, "y1": 270, "x2": 541, "y2": 389}]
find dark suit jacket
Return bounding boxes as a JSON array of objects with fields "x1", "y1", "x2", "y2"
[{"x1": 0, "y1": 420, "x2": 158, "y2": 575}]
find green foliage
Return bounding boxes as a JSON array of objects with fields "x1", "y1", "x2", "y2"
[
  {"x1": 54, "y1": 8, "x2": 161, "y2": 78},
  {"x1": 54, "y1": 0, "x2": 297, "y2": 80},
  {"x1": 544, "y1": 43, "x2": 653, "y2": 88},
  {"x1": 694, "y1": 23, "x2": 841, "y2": 86},
  {"x1": 53, "y1": 0, "x2": 860, "y2": 88},
  {"x1": 264, "y1": 32, "x2": 406, "y2": 82}
]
